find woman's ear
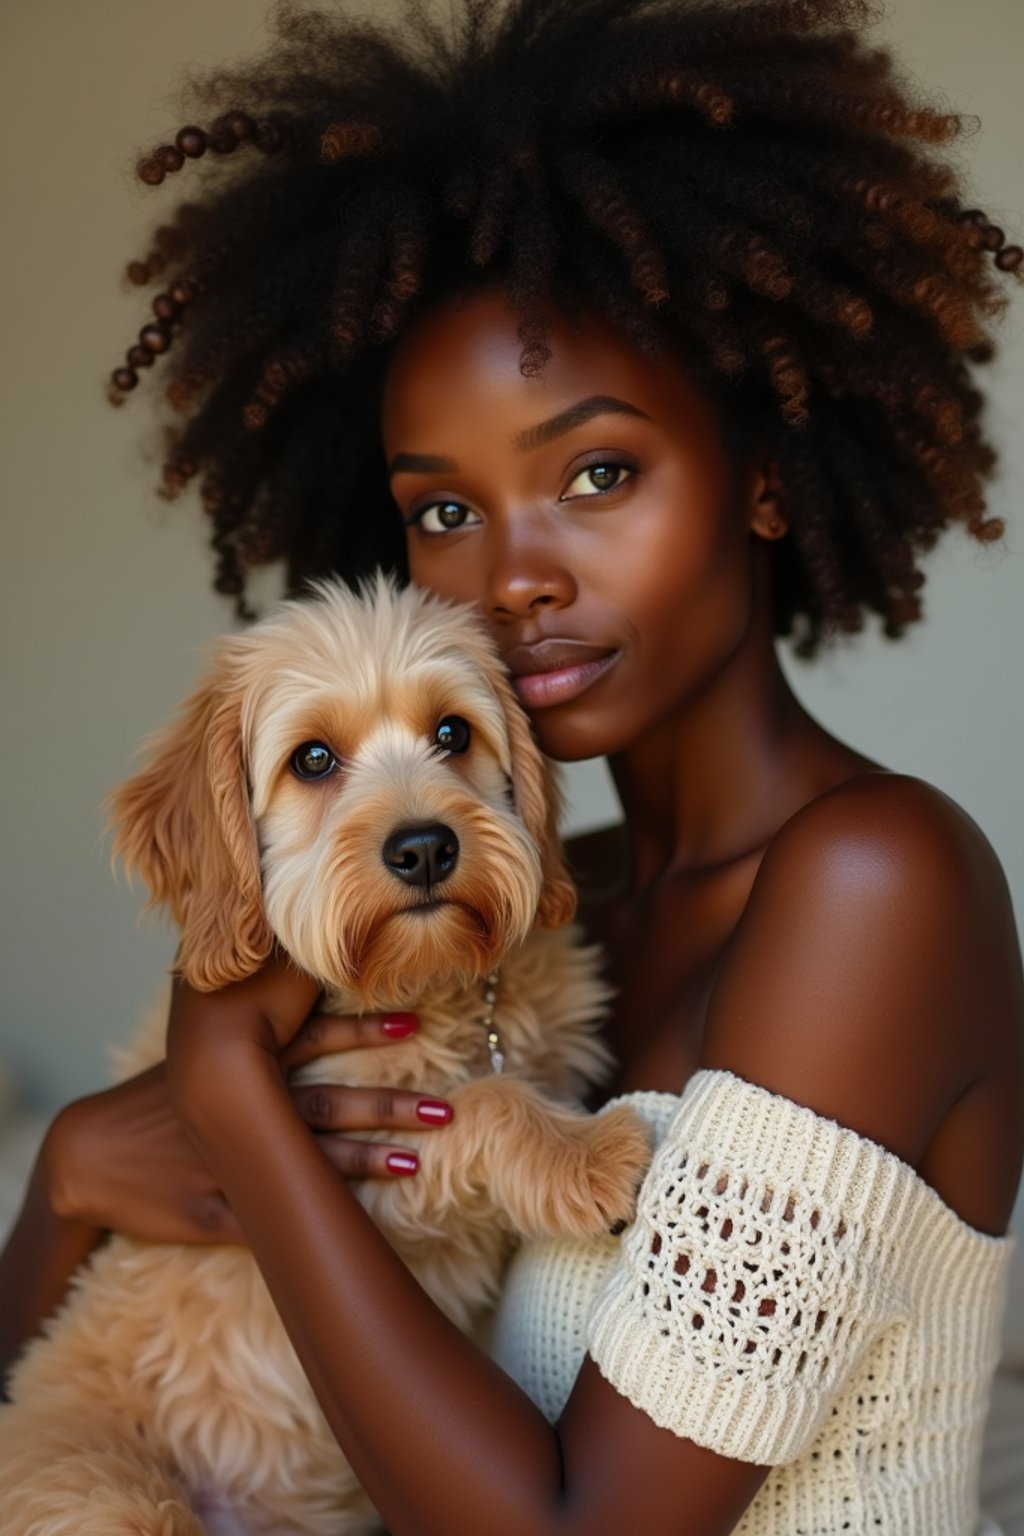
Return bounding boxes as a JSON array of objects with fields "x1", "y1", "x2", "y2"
[
  {"x1": 746, "y1": 453, "x2": 788, "y2": 542},
  {"x1": 107, "y1": 642, "x2": 272, "y2": 991}
]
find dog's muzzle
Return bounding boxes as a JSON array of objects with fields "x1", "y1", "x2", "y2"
[{"x1": 382, "y1": 822, "x2": 460, "y2": 888}]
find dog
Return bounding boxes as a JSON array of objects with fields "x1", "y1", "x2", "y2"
[{"x1": 0, "y1": 573, "x2": 651, "y2": 1536}]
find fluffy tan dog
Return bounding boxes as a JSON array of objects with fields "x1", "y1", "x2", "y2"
[{"x1": 1, "y1": 574, "x2": 650, "y2": 1536}]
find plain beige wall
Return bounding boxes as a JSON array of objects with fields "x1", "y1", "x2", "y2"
[{"x1": 1, "y1": 0, "x2": 1022, "y2": 1116}]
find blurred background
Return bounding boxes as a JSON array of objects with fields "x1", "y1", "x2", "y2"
[{"x1": 1, "y1": 0, "x2": 1022, "y2": 1139}]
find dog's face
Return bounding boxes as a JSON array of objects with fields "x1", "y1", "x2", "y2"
[{"x1": 109, "y1": 574, "x2": 576, "y2": 1006}]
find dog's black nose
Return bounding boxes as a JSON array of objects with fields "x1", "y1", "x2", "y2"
[{"x1": 382, "y1": 823, "x2": 460, "y2": 887}]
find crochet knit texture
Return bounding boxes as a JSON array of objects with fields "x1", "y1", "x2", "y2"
[{"x1": 490, "y1": 1070, "x2": 1014, "y2": 1536}]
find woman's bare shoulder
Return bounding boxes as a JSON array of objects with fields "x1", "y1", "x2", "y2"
[
  {"x1": 775, "y1": 768, "x2": 1003, "y2": 861},
  {"x1": 750, "y1": 769, "x2": 1014, "y2": 945},
  {"x1": 702, "y1": 770, "x2": 1024, "y2": 1170}
]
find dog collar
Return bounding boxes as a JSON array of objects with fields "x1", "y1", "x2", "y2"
[{"x1": 479, "y1": 968, "x2": 503, "y2": 1073}]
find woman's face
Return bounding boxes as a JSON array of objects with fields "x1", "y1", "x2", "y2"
[{"x1": 380, "y1": 285, "x2": 772, "y2": 762}]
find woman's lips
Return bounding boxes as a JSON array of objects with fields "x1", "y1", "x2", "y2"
[{"x1": 503, "y1": 639, "x2": 621, "y2": 710}]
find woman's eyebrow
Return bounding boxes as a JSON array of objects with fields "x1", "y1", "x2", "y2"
[{"x1": 387, "y1": 395, "x2": 652, "y2": 478}]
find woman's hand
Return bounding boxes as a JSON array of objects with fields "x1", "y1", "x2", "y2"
[
  {"x1": 47, "y1": 1063, "x2": 245, "y2": 1245},
  {"x1": 279, "y1": 1009, "x2": 451, "y2": 1180},
  {"x1": 1, "y1": 978, "x2": 448, "y2": 1385},
  {"x1": 163, "y1": 950, "x2": 452, "y2": 1177},
  {"x1": 48, "y1": 986, "x2": 449, "y2": 1247}
]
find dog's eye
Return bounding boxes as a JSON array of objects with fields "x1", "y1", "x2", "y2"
[
  {"x1": 291, "y1": 741, "x2": 337, "y2": 780},
  {"x1": 434, "y1": 716, "x2": 471, "y2": 754}
]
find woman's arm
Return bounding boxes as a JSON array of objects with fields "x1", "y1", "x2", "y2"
[
  {"x1": 0, "y1": 1061, "x2": 247, "y2": 1394},
  {"x1": 167, "y1": 983, "x2": 770, "y2": 1536},
  {"x1": 0, "y1": 961, "x2": 457, "y2": 1397},
  {"x1": 165, "y1": 776, "x2": 1023, "y2": 1536},
  {"x1": 0, "y1": 1133, "x2": 100, "y2": 1397},
  {"x1": 702, "y1": 774, "x2": 1024, "y2": 1232}
]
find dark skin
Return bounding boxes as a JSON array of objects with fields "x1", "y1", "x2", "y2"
[{"x1": 3, "y1": 284, "x2": 1022, "y2": 1534}]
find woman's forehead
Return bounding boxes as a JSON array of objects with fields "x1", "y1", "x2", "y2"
[{"x1": 380, "y1": 287, "x2": 710, "y2": 443}]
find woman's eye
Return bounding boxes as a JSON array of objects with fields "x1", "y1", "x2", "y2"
[
  {"x1": 434, "y1": 716, "x2": 471, "y2": 754},
  {"x1": 562, "y1": 462, "x2": 632, "y2": 499},
  {"x1": 291, "y1": 741, "x2": 337, "y2": 780},
  {"x1": 411, "y1": 501, "x2": 481, "y2": 534}
]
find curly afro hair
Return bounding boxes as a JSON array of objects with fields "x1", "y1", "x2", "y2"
[{"x1": 110, "y1": 0, "x2": 1021, "y2": 656}]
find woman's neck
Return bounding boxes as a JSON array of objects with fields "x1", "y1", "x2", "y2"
[{"x1": 607, "y1": 629, "x2": 877, "y2": 894}]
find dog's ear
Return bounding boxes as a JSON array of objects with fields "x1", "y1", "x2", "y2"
[
  {"x1": 492, "y1": 670, "x2": 578, "y2": 930},
  {"x1": 107, "y1": 641, "x2": 272, "y2": 991}
]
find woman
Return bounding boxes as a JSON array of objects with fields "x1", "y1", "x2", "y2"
[{"x1": 2, "y1": 1, "x2": 1021, "y2": 1531}]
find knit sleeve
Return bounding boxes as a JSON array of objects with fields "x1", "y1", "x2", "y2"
[{"x1": 586, "y1": 1069, "x2": 913, "y2": 1466}]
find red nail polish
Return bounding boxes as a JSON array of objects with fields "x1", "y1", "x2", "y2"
[
  {"x1": 386, "y1": 1151, "x2": 419, "y2": 1176},
  {"x1": 416, "y1": 1099, "x2": 452, "y2": 1125},
  {"x1": 381, "y1": 1013, "x2": 418, "y2": 1038}
]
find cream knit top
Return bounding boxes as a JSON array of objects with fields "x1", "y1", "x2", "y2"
[{"x1": 489, "y1": 1070, "x2": 1015, "y2": 1536}]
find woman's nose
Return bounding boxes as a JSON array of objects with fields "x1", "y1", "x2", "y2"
[{"x1": 484, "y1": 519, "x2": 577, "y2": 621}]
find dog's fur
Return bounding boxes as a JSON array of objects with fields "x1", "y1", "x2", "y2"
[{"x1": 0, "y1": 575, "x2": 650, "y2": 1536}]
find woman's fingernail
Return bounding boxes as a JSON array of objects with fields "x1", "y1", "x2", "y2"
[
  {"x1": 381, "y1": 1013, "x2": 418, "y2": 1038},
  {"x1": 386, "y1": 1151, "x2": 419, "y2": 1176},
  {"x1": 416, "y1": 1098, "x2": 452, "y2": 1125}
]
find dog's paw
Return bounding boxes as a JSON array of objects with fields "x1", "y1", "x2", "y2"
[{"x1": 554, "y1": 1105, "x2": 653, "y2": 1239}]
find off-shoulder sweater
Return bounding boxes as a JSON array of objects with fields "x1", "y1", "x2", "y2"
[{"x1": 489, "y1": 1070, "x2": 1015, "y2": 1536}]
